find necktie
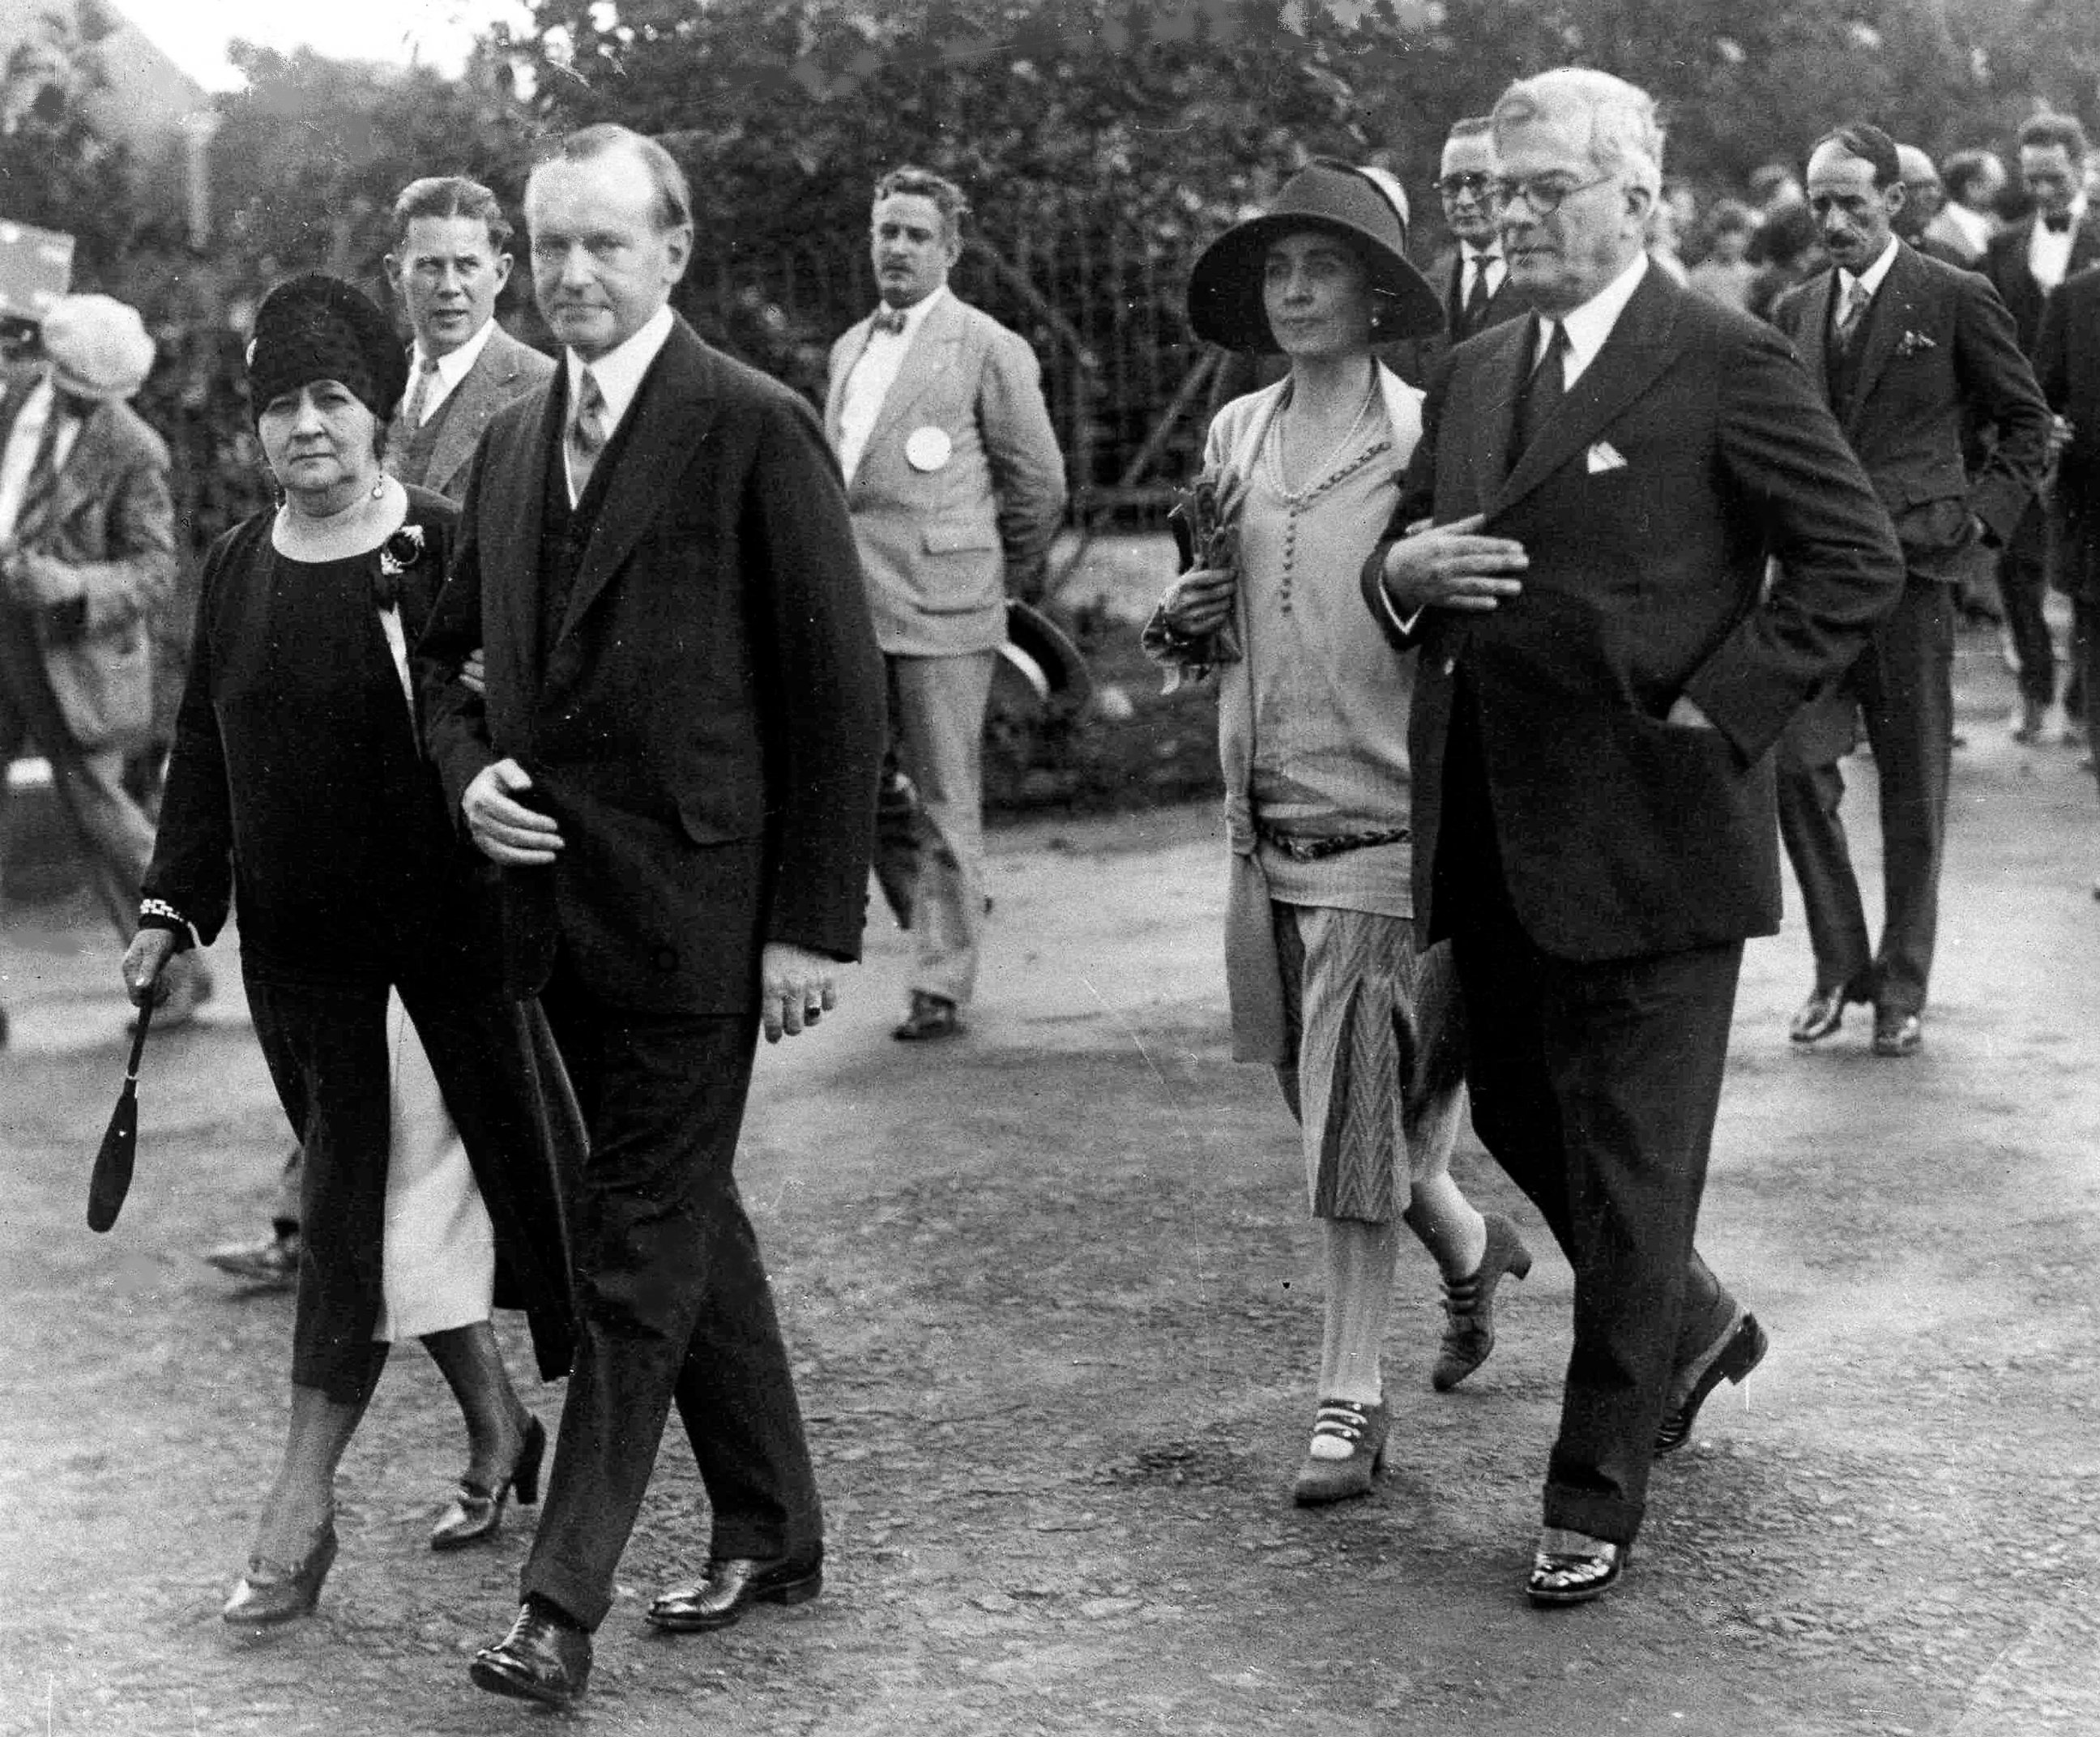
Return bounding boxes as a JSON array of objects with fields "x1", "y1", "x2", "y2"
[
  {"x1": 15, "y1": 398, "x2": 73, "y2": 532},
  {"x1": 1513, "y1": 320, "x2": 1569, "y2": 460},
  {"x1": 1832, "y1": 277, "x2": 1871, "y2": 357},
  {"x1": 2043, "y1": 214, "x2": 2073, "y2": 235},
  {"x1": 401, "y1": 354, "x2": 440, "y2": 429},
  {"x1": 1461, "y1": 256, "x2": 1492, "y2": 335},
  {"x1": 566, "y1": 366, "x2": 608, "y2": 503},
  {"x1": 872, "y1": 305, "x2": 907, "y2": 335}
]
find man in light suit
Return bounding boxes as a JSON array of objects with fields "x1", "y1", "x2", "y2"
[
  {"x1": 0, "y1": 294, "x2": 207, "y2": 1045},
  {"x1": 1364, "y1": 69, "x2": 1903, "y2": 1605},
  {"x1": 1985, "y1": 113, "x2": 2100, "y2": 740},
  {"x1": 825, "y1": 166, "x2": 1065, "y2": 1042},
  {"x1": 422, "y1": 125, "x2": 883, "y2": 1709},
  {"x1": 1772, "y1": 124, "x2": 2048, "y2": 1058},
  {"x1": 383, "y1": 175, "x2": 555, "y2": 500}
]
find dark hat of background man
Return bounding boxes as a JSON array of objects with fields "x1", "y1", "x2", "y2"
[
  {"x1": 1187, "y1": 158, "x2": 1445, "y2": 354},
  {"x1": 245, "y1": 272, "x2": 408, "y2": 423}
]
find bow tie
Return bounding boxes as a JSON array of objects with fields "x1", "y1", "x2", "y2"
[
  {"x1": 2043, "y1": 214, "x2": 2074, "y2": 235},
  {"x1": 872, "y1": 306, "x2": 908, "y2": 335}
]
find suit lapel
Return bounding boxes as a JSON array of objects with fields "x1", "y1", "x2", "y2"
[
  {"x1": 2073, "y1": 218, "x2": 2100, "y2": 281},
  {"x1": 557, "y1": 320, "x2": 719, "y2": 646},
  {"x1": 862, "y1": 293, "x2": 964, "y2": 461},
  {"x1": 1491, "y1": 267, "x2": 1682, "y2": 516},
  {"x1": 490, "y1": 376, "x2": 560, "y2": 685},
  {"x1": 1464, "y1": 317, "x2": 1532, "y2": 512},
  {"x1": 15, "y1": 399, "x2": 110, "y2": 546},
  {"x1": 825, "y1": 318, "x2": 870, "y2": 446},
  {"x1": 1843, "y1": 245, "x2": 1921, "y2": 434},
  {"x1": 425, "y1": 331, "x2": 508, "y2": 495}
]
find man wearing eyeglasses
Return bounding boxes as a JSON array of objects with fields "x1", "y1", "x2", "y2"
[
  {"x1": 1984, "y1": 114, "x2": 2100, "y2": 743},
  {"x1": 1363, "y1": 68, "x2": 1902, "y2": 1607},
  {"x1": 1432, "y1": 117, "x2": 1524, "y2": 344}
]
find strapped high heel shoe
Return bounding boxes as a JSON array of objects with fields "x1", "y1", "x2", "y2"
[
  {"x1": 430, "y1": 1415, "x2": 545, "y2": 1551},
  {"x1": 1432, "y1": 1212, "x2": 1534, "y2": 1392},
  {"x1": 224, "y1": 1511, "x2": 338, "y2": 1625}
]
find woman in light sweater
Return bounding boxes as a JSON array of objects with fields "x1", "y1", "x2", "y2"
[{"x1": 1146, "y1": 161, "x2": 1533, "y2": 1504}]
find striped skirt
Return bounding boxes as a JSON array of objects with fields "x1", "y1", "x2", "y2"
[{"x1": 1271, "y1": 903, "x2": 1466, "y2": 1223}]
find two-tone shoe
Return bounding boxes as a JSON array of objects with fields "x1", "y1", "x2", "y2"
[
  {"x1": 1290, "y1": 1398, "x2": 1389, "y2": 1505},
  {"x1": 1527, "y1": 1530, "x2": 1628, "y2": 1607},
  {"x1": 646, "y1": 1552, "x2": 825, "y2": 1632}
]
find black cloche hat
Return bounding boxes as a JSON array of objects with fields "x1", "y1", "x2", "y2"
[
  {"x1": 1187, "y1": 158, "x2": 1445, "y2": 353},
  {"x1": 246, "y1": 272, "x2": 408, "y2": 424}
]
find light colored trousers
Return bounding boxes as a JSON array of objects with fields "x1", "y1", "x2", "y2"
[{"x1": 886, "y1": 650, "x2": 996, "y2": 1008}]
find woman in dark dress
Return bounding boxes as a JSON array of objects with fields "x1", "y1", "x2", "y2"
[{"x1": 122, "y1": 275, "x2": 574, "y2": 1624}]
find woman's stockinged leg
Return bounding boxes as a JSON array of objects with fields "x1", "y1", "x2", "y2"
[
  {"x1": 1317, "y1": 1215, "x2": 1399, "y2": 1406},
  {"x1": 253, "y1": 1358, "x2": 384, "y2": 1565},
  {"x1": 423, "y1": 1321, "x2": 533, "y2": 1490},
  {"x1": 1402, "y1": 1172, "x2": 1488, "y2": 1280}
]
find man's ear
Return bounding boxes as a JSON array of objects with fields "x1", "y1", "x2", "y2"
[
  {"x1": 1884, "y1": 181, "x2": 1908, "y2": 222},
  {"x1": 382, "y1": 253, "x2": 403, "y2": 297}
]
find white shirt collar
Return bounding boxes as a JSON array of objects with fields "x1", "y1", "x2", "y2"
[
  {"x1": 876, "y1": 282, "x2": 949, "y2": 339},
  {"x1": 1839, "y1": 236, "x2": 1901, "y2": 301},
  {"x1": 1541, "y1": 250, "x2": 1650, "y2": 383},
  {"x1": 565, "y1": 303, "x2": 675, "y2": 434},
  {"x1": 414, "y1": 315, "x2": 497, "y2": 391}
]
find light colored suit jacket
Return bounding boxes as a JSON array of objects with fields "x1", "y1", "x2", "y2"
[
  {"x1": 0, "y1": 371, "x2": 174, "y2": 749},
  {"x1": 386, "y1": 322, "x2": 555, "y2": 502},
  {"x1": 825, "y1": 292, "x2": 1066, "y2": 657}
]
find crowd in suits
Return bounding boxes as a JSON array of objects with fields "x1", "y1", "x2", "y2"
[{"x1": 3, "y1": 50, "x2": 2097, "y2": 1711}]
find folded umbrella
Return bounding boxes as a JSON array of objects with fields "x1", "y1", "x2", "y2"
[{"x1": 88, "y1": 998, "x2": 152, "y2": 1233}]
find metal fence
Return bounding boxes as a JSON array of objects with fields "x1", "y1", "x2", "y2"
[{"x1": 146, "y1": 220, "x2": 1213, "y2": 562}]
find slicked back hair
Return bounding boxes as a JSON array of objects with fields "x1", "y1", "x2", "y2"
[
  {"x1": 533, "y1": 124, "x2": 693, "y2": 234},
  {"x1": 391, "y1": 176, "x2": 513, "y2": 254},
  {"x1": 2018, "y1": 113, "x2": 2091, "y2": 164},
  {"x1": 1813, "y1": 122, "x2": 1902, "y2": 190},
  {"x1": 1492, "y1": 67, "x2": 1663, "y2": 199}
]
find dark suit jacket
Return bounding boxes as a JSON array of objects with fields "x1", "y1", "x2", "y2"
[
  {"x1": 1363, "y1": 266, "x2": 1905, "y2": 962},
  {"x1": 385, "y1": 323, "x2": 555, "y2": 502},
  {"x1": 1772, "y1": 243, "x2": 2048, "y2": 576},
  {"x1": 419, "y1": 316, "x2": 885, "y2": 1016},
  {"x1": 1985, "y1": 217, "x2": 2100, "y2": 356},
  {"x1": 2038, "y1": 264, "x2": 2100, "y2": 596}
]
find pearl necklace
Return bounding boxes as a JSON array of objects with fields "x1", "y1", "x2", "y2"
[{"x1": 1269, "y1": 369, "x2": 1380, "y2": 503}]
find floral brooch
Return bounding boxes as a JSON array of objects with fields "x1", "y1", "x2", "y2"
[
  {"x1": 373, "y1": 522, "x2": 425, "y2": 610},
  {"x1": 1897, "y1": 330, "x2": 1938, "y2": 358}
]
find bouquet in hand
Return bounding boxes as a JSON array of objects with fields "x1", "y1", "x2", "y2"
[{"x1": 1144, "y1": 469, "x2": 1244, "y2": 693}]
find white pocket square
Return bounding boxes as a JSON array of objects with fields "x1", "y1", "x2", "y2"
[{"x1": 1586, "y1": 441, "x2": 1628, "y2": 475}]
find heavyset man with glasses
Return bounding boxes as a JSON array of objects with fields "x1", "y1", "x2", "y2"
[{"x1": 1363, "y1": 68, "x2": 1903, "y2": 1607}]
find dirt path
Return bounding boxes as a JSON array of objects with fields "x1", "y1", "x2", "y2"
[{"x1": 4, "y1": 626, "x2": 2099, "y2": 1736}]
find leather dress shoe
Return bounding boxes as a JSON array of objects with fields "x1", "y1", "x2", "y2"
[
  {"x1": 204, "y1": 1232, "x2": 301, "y2": 1290},
  {"x1": 1527, "y1": 1530, "x2": 1628, "y2": 1607},
  {"x1": 646, "y1": 1552, "x2": 824, "y2": 1632},
  {"x1": 223, "y1": 1514, "x2": 336, "y2": 1625},
  {"x1": 1872, "y1": 1009, "x2": 1923, "y2": 1057},
  {"x1": 471, "y1": 1601, "x2": 592, "y2": 1709},
  {"x1": 430, "y1": 1415, "x2": 544, "y2": 1551},
  {"x1": 893, "y1": 992, "x2": 962, "y2": 1043},
  {"x1": 1788, "y1": 985, "x2": 1855, "y2": 1044},
  {"x1": 1656, "y1": 1311, "x2": 1769, "y2": 1455}
]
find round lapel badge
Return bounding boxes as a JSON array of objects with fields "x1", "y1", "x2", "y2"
[{"x1": 905, "y1": 425, "x2": 953, "y2": 472}]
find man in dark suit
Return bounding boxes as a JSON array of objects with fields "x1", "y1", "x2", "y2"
[
  {"x1": 1364, "y1": 68, "x2": 1904, "y2": 1606},
  {"x1": 1985, "y1": 113, "x2": 2100, "y2": 740},
  {"x1": 1772, "y1": 125, "x2": 2048, "y2": 1058},
  {"x1": 383, "y1": 174, "x2": 556, "y2": 500},
  {"x1": 422, "y1": 125, "x2": 883, "y2": 1709},
  {"x1": 2037, "y1": 264, "x2": 2100, "y2": 869}
]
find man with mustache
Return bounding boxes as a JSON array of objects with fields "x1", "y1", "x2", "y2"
[{"x1": 1772, "y1": 123, "x2": 2047, "y2": 1059}]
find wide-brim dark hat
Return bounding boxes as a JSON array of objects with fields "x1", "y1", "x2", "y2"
[
  {"x1": 1188, "y1": 158, "x2": 1445, "y2": 353},
  {"x1": 1001, "y1": 600, "x2": 1092, "y2": 706},
  {"x1": 246, "y1": 272, "x2": 406, "y2": 424}
]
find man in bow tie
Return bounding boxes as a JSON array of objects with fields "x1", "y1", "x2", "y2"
[
  {"x1": 1985, "y1": 113, "x2": 2100, "y2": 741},
  {"x1": 1772, "y1": 123, "x2": 2049, "y2": 1060},
  {"x1": 1362, "y1": 69, "x2": 1903, "y2": 1607},
  {"x1": 824, "y1": 166, "x2": 1066, "y2": 1043},
  {"x1": 424, "y1": 124, "x2": 882, "y2": 1709}
]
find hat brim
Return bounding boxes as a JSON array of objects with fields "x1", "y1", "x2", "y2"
[
  {"x1": 1003, "y1": 600, "x2": 1092, "y2": 703},
  {"x1": 1188, "y1": 213, "x2": 1445, "y2": 353},
  {"x1": 50, "y1": 364, "x2": 143, "y2": 402}
]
